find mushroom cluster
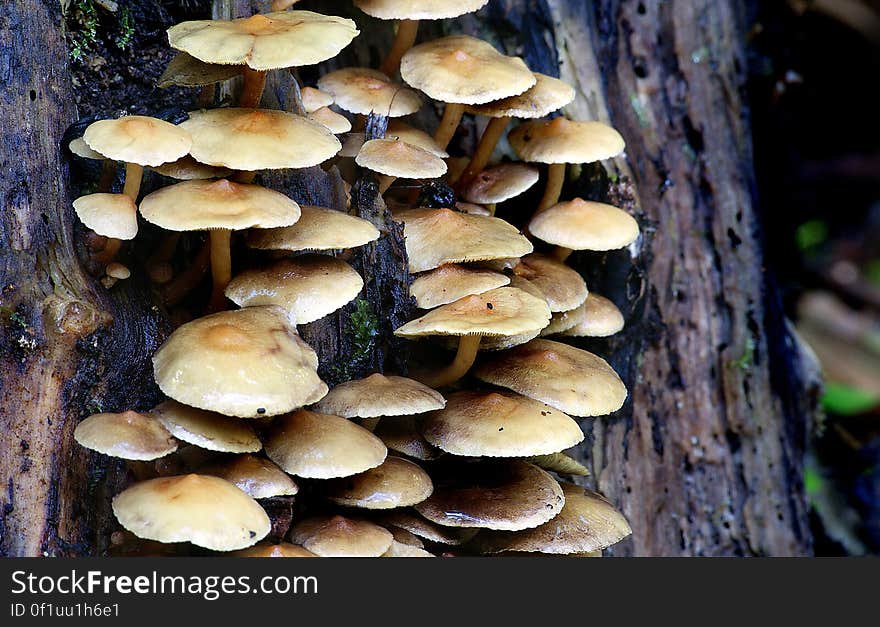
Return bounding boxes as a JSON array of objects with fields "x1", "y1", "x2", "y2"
[{"x1": 72, "y1": 2, "x2": 635, "y2": 558}]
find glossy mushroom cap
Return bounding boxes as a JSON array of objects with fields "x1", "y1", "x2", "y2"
[
  {"x1": 466, "y1": 72, "x2": 576, "y2": 118},
  {"x1": 354, "y1": 0, "x2": 489, "y2": 20},
  {"x1": 313, "y1": 373, "x2": 445, "y2": 418},
  {"x1": 73, "y1": 193, "x2": 138, "y2": 240},
  {"x1": 290, "y1": 515, "x2": 393, "y2": 557},
  {"x1": 460, "y1": 163, "x2": 540, "y2": 205},
  {"x1": 356, "y1": 139, "x2": 447, "y2": 179},
  {"x1": 528, "y1": 199, "x2": 640, "y2": 251},
  {"x1": 512, "y1": 253, "x2": 588, "y2": 313},
  {"x1": 318, "y1": 67, "x2": 422, "y2": 117},
  {"x1": 375, "y1": 510, "x2": 477, "y2": 545},
  {"x1": 151, "y1": 400, "x2": 262, "y2": 453},
  {"x1": 374, "y1": 416, "x2": 443, "y2": 460},
  {"x1": 324, "y1": 456, "x2": 434, "y2": 509},
  {"x1": 74, "y1": 410, "x2": 177, "y2": 461},
  {"x1": 83, "y1": 115, "x2": 192, "y2": 167},
  {"x1": 410, "y1": 264, "x2": 510, "y2": 309},
  {"x1": 308, "y1": 106, "x2": 352, "y2": 134},
  {"x1": 199, "y1": 454, "x2": 299, "y2": 499},
  {"x1": 246, "y1": 205, "x2": 379, "y2": 252},
  {"x1": 508, "y1": 118, "x2": 625, "y2": 164}
]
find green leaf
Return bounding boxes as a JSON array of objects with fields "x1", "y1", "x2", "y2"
[{"x1": 821, "y1": 382, "x2": 879, "y2": 416}]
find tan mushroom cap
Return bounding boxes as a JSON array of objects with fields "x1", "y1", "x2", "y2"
[
  {"x1": 308, "y1": 106, "x2": 352, "y2": 134},
  {"x1": 112, "y1": 474, "x2": 270, "y2": 551},
  {"x1": 415, "y1": 460, "x2": 565, "y2": 531},
  {"x1": 106, "y1": 262, "x2": 131, "y2": 280},
  {"x1": 375, "y1": 510, "x2": 477, "y2": 545},
  {"x1": 356, "y1": 139, "x2": 447, "y2": 180},
  {"x1": 395, "y1": 287, "x2": 551, "y2": 339},
  {"x1": 381, "y1": 540, "x2": 435, "y2": 557},
  {"x1": 152, "y1": 306, "x2": 326, "y2": 418},
  {"x1": 74, "y1": 410, "x2": 177, "y2": 461},
  {"x1": 291, "y1": 515, "x2": 393, "y2": 557},
  {"x1": 140, "y1": 179, "x2": 300, "y2": 231},
  {"x1": 300, "y1": 86, "x2": 334, "y2": 113},
  {"x1": 150, "y1": 155, "x2": 232, "y2": 180},
  {"x1": 401, "y1": 35, "x2": 535, "y2": 105},
  {"x1": 84, "y1": 116, "x2": 192, "y2": 167},
  {"x1": 461, "y1": 163, "x2": 540, "y2": 205},
  {"x1": 324, "y1": 456, "x2": 434, "y2": 509},
  {"x1": 529, "y1": 199, "x2": 639, "y2": 251},
  {"x1": 562, "y1": 293, "x2": 625, "y2": 337},
  {"x1": 475, "y1": 483, "x2": 631, "y2": 554},
  {"x1": 374, "y1": 416, "x2": 443, "y2": 460},
  {"x1": 225, "y1": 256, "x2": 363, "y2": 325},
  {"x1": 264, "y1": 410, "x2": 387, "y2": 479},
  {"x1": 199, "y1": 454, "x2": 299, "y2": 499},
  {"x1": 73, "y1": 193, "x2": 138, "y2": 240},
  {"x1": 354, "y1": 0, "x2": 489, "y2": 20},
  {"x1": 476, "y1": 329, "x2": 542, "y2": 352},
  {"x1": 246, "y1": 205, "x2": 379, "y2": 252},
  {"x1": 167, "y1": 11, "x2": 360, "y2": 71},
  {"x1": 179, "y1": 108, "x2": 341, "y2": 171},
  {"x1": 473, "y1": 339, "x2": 627, "y2": 417},
  {"x1": 541, "y1": 304, "x2": 584, "y2": 336},
  {"x1": 233, "y1": 542, "x2": 316, "y2": 557},
  {"x1": 410, "y1": 264, "x2": 510, "y2": 309},
  {"x1": 513, "y1": 253, "x2": 588, "y2": 313},
  {"x1": 158, "y1": 52, "x2": 243, "y2": 88},
  {"x1": 422, "y1": 390, "x2": 583, "y2": 457},
  {"x1": 525, "y1": 452, "x2": 590, "y2": 477},
  {"x1": 69, "y1": 137, "x2": 106, "y2": 160},
  {"x1": 151, "y1": 401, "x2": 261, "y2": 453},
  {"x1": 313, "y1": 373, "x2": 445, "y2": 418},
  {"x1": 318, "y1": 67, "x2": 422, "y2": 117},
  {"x1": 395, "y1": 208, "x2": 533, "y2": 273},
  {"x1": 385, "y1": 120, "x2": 449, "y2": 158},
  {"x1": 509, "y1": 118, "x2": 625, "y2": 164},
  {"x1": 455, "y1": 201, "x2": 492, "y2": 216},
  {"x1": 466, "y1": 72, "x2": 576, "y2": 118}
]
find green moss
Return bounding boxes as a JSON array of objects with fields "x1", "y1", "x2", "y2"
[
  {"x1": 330, "y1": 299, "x2": 379, "y2": 381},
  {"x1": 115, "y1": 6, "x2": 134, "y2": 50},
  {"x1": 68, "y1": 0, "x2": 99, "y2": 62},
  {"x1": 729, "y1": 337, "x2": 756, "y2": 372}
]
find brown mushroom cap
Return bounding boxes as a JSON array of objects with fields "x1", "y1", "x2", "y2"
[
  {"x1": 356, "y1": 138, "x2": 447, "y2": 180},
  {"x1": 395, "y1": 287, "x2": 551, "y2": 339},
  {"x1": 525, "y1": 452, "x2": 590, "y2": 477},
  {"x1": 69, "y1": 137, "x2": 107, "y2": 160},
  {"x1": 152, "y1": 306, "x2": 326, "y2": 418},
  {"x1": 324, "y1": 456, "x2": 434, "y2": 509},
  {"x1": 512, "y1": 253, "x2": 588, "y2": 313},
  {"x1": 112, "y1": 474, "x2": 270, "y2": 551},
  {"x1": 308, "y1": 106, "x2": 352, "y2": 134},
  {"x1": 140, "y1": 179, "x2": 300, "y2": 231},
  {"x1": 354, "y1": 0, "x2": 489, "y2": 20},
  {"x1": 410, "y1": 264, "x2": 510, "y2": 309},
  {"x1": 179, "y1": 108, "x2": 341, "y2": 171},
  {"x1": 199, "y1": 454, "x2": 299, "y2": 499},
  {"x1": 300, "y1": 86, "x2": 334, "y2": 113},
  {"x1": 395, "y1": 208, "x2": 533, "y2": 273},
  {"x1": 151, "y1": 400, "x2": 261, "y2": 453},
  {"x1": 401, "y1": 35, "x2": 535, "y2": 105},
  {"x1": 508, "y1": 118, "x2": 625, "y2": 164},
  {"x1": 461, "y1": 162, "x2": 540, "y2": 205},
  {"x1": 375, "y1": 509, "x2": 477, "y2": 545},
  {"x1": 473, "y1": 339, "x2": 627, "y2": 417},
  {"x1": 73, "y1": 193, "x2": 138, "y2": 240},
  {"x1": 562, "y1": 293, "x2": 625, "y2": 337},
  {"x1": 246, "y1": 205, "x2": 379, "y2": 252},
  {"x1": 415, "y1": 460, "x2": 565, "y2": 531},
  {"x1": 74, "y1": 410, "x2": 177, "y2": 461},
  {"x1": 541, "y1": 304, "x2": 585, "y2": 336},
  {"x1": 374, "y1": 416, "x2": 443, "y2": 461},
  {"x1": 385, "y1": 120, "x2": 449, "y2": 158},
  {"x1": 421, "y1": 390, "x2": 584, "y2": 457},
  {"x1": 158, "y1": 52, "x2": 244, "y2": 88},
  {"x1": 313, "y1": 373, "x2": 445, "y2": 418},
  {"x1": 475, "y1": 483, "x2": 631, "y2": 554},
  {"x1": 264, "y1": 410, "x2": 387, "y2": 479},
  {"x1": 167, "y1": 11, "x2": 359, "y2": 71},
  {"x1": 84, "y1": 115, "x2": 192, "y2": 167},
  {"x1": 224, "y1": 256, "x2": 363, "y2": 325},
  {"x1": 467, "y1": 72, "x2": 576, "y2": 118},
  {"x1": 318, "y1": 67, "x2": 422, "y2": 117},
  {"x1": 150, "y1": 155, "x2": 232, "y2": 180},
  {"x1": 233, "y1": 542, "x2": 316, "y2": 557},
  {"x1": 528, "y1": 198, "x2": 640, "y2": 251},
  {"x1": 290, "y1": 515, "x2": 393, "y2": 557}
]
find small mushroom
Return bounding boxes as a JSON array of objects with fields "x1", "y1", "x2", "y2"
[
  {"x1": 385, "y1": 120, "x2": 449, "y2": 157},
  {"x1": 375, "y1": 510, "x2": 477, "y2": 545},
  {"x1": 318, "y1": 67, "x2": 422, "y2": 117},
  {"x1": 300, "y1": 86, "x2": 334, "y2": 113},
  {"x1": 512, "y1": 253, "x2": 588, "y2": 313},
  {"x1": 290, "y1": 515, "x2": 393, "y2": 557},
  {"x1": 459, "y1": 163, "x2": 540, "y2": 212},
  {"x1": 307, "y1": 106, "x2": 352, "y2": 134},
  {"x1": 543, "y1": 292, "x2": 625, "y2": 338},
  {"x1": 524, "y1": 452, "x2": 590, "y2": 477},
  {"x1": 313, "y1": 373, "x2": 446, "y2": 419},
  {"x1": 73, "y1": 410, "x2": 177, "y2": 461},
  {"x1": 410, "y1": 264, "x2": 510, "y2": 309},
  {"x1": 151, "y1": 400, "x2": 262, "y2": 453},
  {"x1": 374, "y1": 416, "x2": 444, "y2": 461},
  {"x1": 323, "y1": 456, "x2": 434, "y2": 510},
  {"x1": 355, "y1": 138, "x2": 447, "y2": 194},
  {"x1": 246, "y1": 205, "x2": 379, "y2": 253},
  {"x1": 199, "y1": 454, "x2": 299, "y2": 500},
  {"x1": 72, "y1": 194, "x2": 138, "y2": 263}
]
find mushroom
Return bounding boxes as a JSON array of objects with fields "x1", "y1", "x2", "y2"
[
  {"x1": 355, "y1": 138, "x2": 447, "y2": 194},
  {"x1": 410, "y1": 264, "x2": 510, "y2": 309},
  {"x1": 112, "y1": 474, "x2": 271, "y2": 551},
  {"x1": 385, "y1": 120, "x2": 449, "y2": 157},
  {"x1": 473, "y1": 338, "x2": 627, "y2": 417},
  {"x1": 375, "y1": 509, "x2": 477, "y2": 545},
  {"x1": 374, "y1": 416, "x2": 444, "y2": 461},
  {"x1": 524, "y1": 452, "x2": 590, "y2": 477},
  {"x1": 323, "y1": 456, "x2": 434, "y2": 510},
  {"x1": 308, "y1": 106, "x2": 352, "y2": 134},
  {"x1": 198, "y1": 454, "x2": 299, "y2": 500},
  {"x1": 313, "y1": 373, "x2": 446, "y2": 419},
  {"x1": 543, "y1": 292, "x2": 625, "y2": 338},
  {"x1": 290, "y1": 515, "x2": 393, "y2": 557},
  {"x1": 149, "y1": 155, "x2": 232, "y2": 181},
  {"x1": 233, "y1": 542, "x2": 316, "y2": 558},
  {"x1": 317, "y1": 67, "x2": 422, "y2": 118},
  {"x1": 68, "y1": 137, "x2": 115, "y2": 193},
  {"x1": 300, "y1": 86, "x2": 334, "y2": 113},
  {"x1": 459, "y1": 163, "x2": 540, "y2": 214},
  {"x1": 381, "y1": 540, "x2": 435, "y2": 557},
  {"x1": 72, "y1": 194, "x2": 138, "y2": 264},
  {"x1": 511, "y1": 253, "x2": 588, "y2": 313},
  {"x1": 246, "y1": 205, "x2": 380, "y2": 253},
  {"x1": 157, "y1": 51, "x2": 244, "y2": 107},
  {"x1": 150, "y1": 400, "x2": 262, "y2": 453},
  {"x1": 73, "y1": 410, "x2": 177, "y2": 461}
]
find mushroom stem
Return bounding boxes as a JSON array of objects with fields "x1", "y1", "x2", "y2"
[
  {"x1": 98, "y1": 160, "x2": 116, "y2": 192},
  {"x1": 123, "y1": 162, "x2": 144, "y2": 201},
  {"x1": 240, "y1": 67, "x2": 269, "y2": 108},
  {"x1": 361, "y1": 417, "x2": 381, "y2": 432},
  {"x1": 552, "y1": 246, "x2": 573, "y2": 263},
  {"x1": 433, "y1": 103, "x2": 467, "y2": 152},
  {"x1": 379, "y1": 19, "x2": 419, "y2": 77},
  {"x1": 457, "y1": 116, "x2": 510, "y2": 190},
  {"x1": 486, "y1": 203, "x2": 497, "y2": 216},
  {"x1": 423, "y1": 335, "x2": 482, "y2": 388},
  {"x1": 535, "y1": 162, "x2": 566, "y2": 216},
  {"x1": 377, "y1": 175, "x2": 395, "y2": 195},
  {"x1": 232, "y1": 171, "x2": 258, "y2": 184},
  {"x1": 162, "y1": 237, "x2": 211, "y2": 306},
  {"x1": 94, "y1": 237, "x2": 122, "y2": 266},
  {"x1": 208, "y1": 228, "x2": 233, "y2": 312}
]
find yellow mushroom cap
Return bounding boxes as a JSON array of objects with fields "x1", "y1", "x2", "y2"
[
  {"x1": 246, "y1": 205, "x2": 379, "y2": 252},
  {"x1": 394, "y1": 208, "x2": 533, "y2": 273},
  {"x1": 475, "y1": 483, "x2": 632, "y2": 554},
  {"x1": 318, "y1": 67, "x2": 422, "y2": 117},
  {"x1": 562, "y1": 293, "x2": 625, "y2": 337},
  {"x1": 313, "y1": 373, "x2": 445, "y2": 418},
  {"x1": 167, "y1": 11, "x2": 359, "y2": 71},
  {"x1": 199, "y1": 454, "x2": 299, "y2": 499},
  {"x1": 513, "y1": 253, "x2": 588, "y2": 313},
  {"x1": 308, "y1": 106, "x2": 352, "y2": 134},
  {"x1": 112, "y1": 474, "x2": 270, "y2": 551},
  {"x1": 264, "y1": 410, "x2": 387, "y2": 479},
  {"x1": 421, "y1": 390, "x2": 584, "y2": 457},
  {"x1": 467, "y1": 73, "x2": 575, "y2": 118},
  {"x1": 508, "y1": 118, "x2": 625, "y2": 164},
  {"x1": 385, "y1": 120, "x2": 449, "y2": 158},
  {"x1": 529, "y1": 198, "x2": 640, "y2": 251},
  {"x1": 290, "y1": 515, "x2": 393, "y2": 557},
  {"x1": 414, "y1": 460, "x2": 565, "y2": 531},
  {"x1": 233, "y1": 542, "x2": 316, "y2": 557},
  {"x1": 151, "y1": 400, "x2": 262, "y2": 453},
  {"x1": 84, "y1": 115, "x2": 192, "y2": 167},
  {"x1": 150, "y1": 155, "x2": 232, "y2": 181},
  {"x1": 73, "y1": 410, "x2": 177, "y2": 461},
  {"x1": 300, "y1": 86, "x2": 334, "y2": 113},
  {"x1": 139, "y1": 179, "x2": 300, "y2": 231},
  {"x1": 356, "y1": 138, "x2": 447, "y2": 180},
  {"x1": 354, "y1": 0, "x2": 489, "y2": 20},
  {"x1": 400, "y1": 35, "x2": 535, "y2": 105},
  {"x1": 225, "y1": 256, "x2": 364, "y2": 325},
  {"x1": 461, "y1": 162, "x2": 540, "y2": 205},
  {"x1": 395, "y1": 287, "x2": 551, "y2": 339},
  {"x1": 410, "y1": 264, "x2": 510, "y2": 309},
  {"x1": 324, "y1": 456, "x2": 434, "y2": 510},
  {"x1": 157, "y1": 52, "x2": 244, "y2": 88},
  {"x1": 73, "y1": 193, "x2": 138, "y2": 240},
  {"x1": 374, "y1": 416, "x2": 443, "y2": 461},
  {"x1": 179, "y1": 108, "x2": 341, "y2": 171},
  {"x1": 69, "y1": 137, "x2": 106, "y2": 160},
  {"x1": 375, "y1": 510, "x2": 477, "y2": 545},
  {"x1": 473, "y1": 339, "x2": 627, "y2": 417},
  {"x1": 152, "y1": 306, "x2": 327, "y2": 418}
]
